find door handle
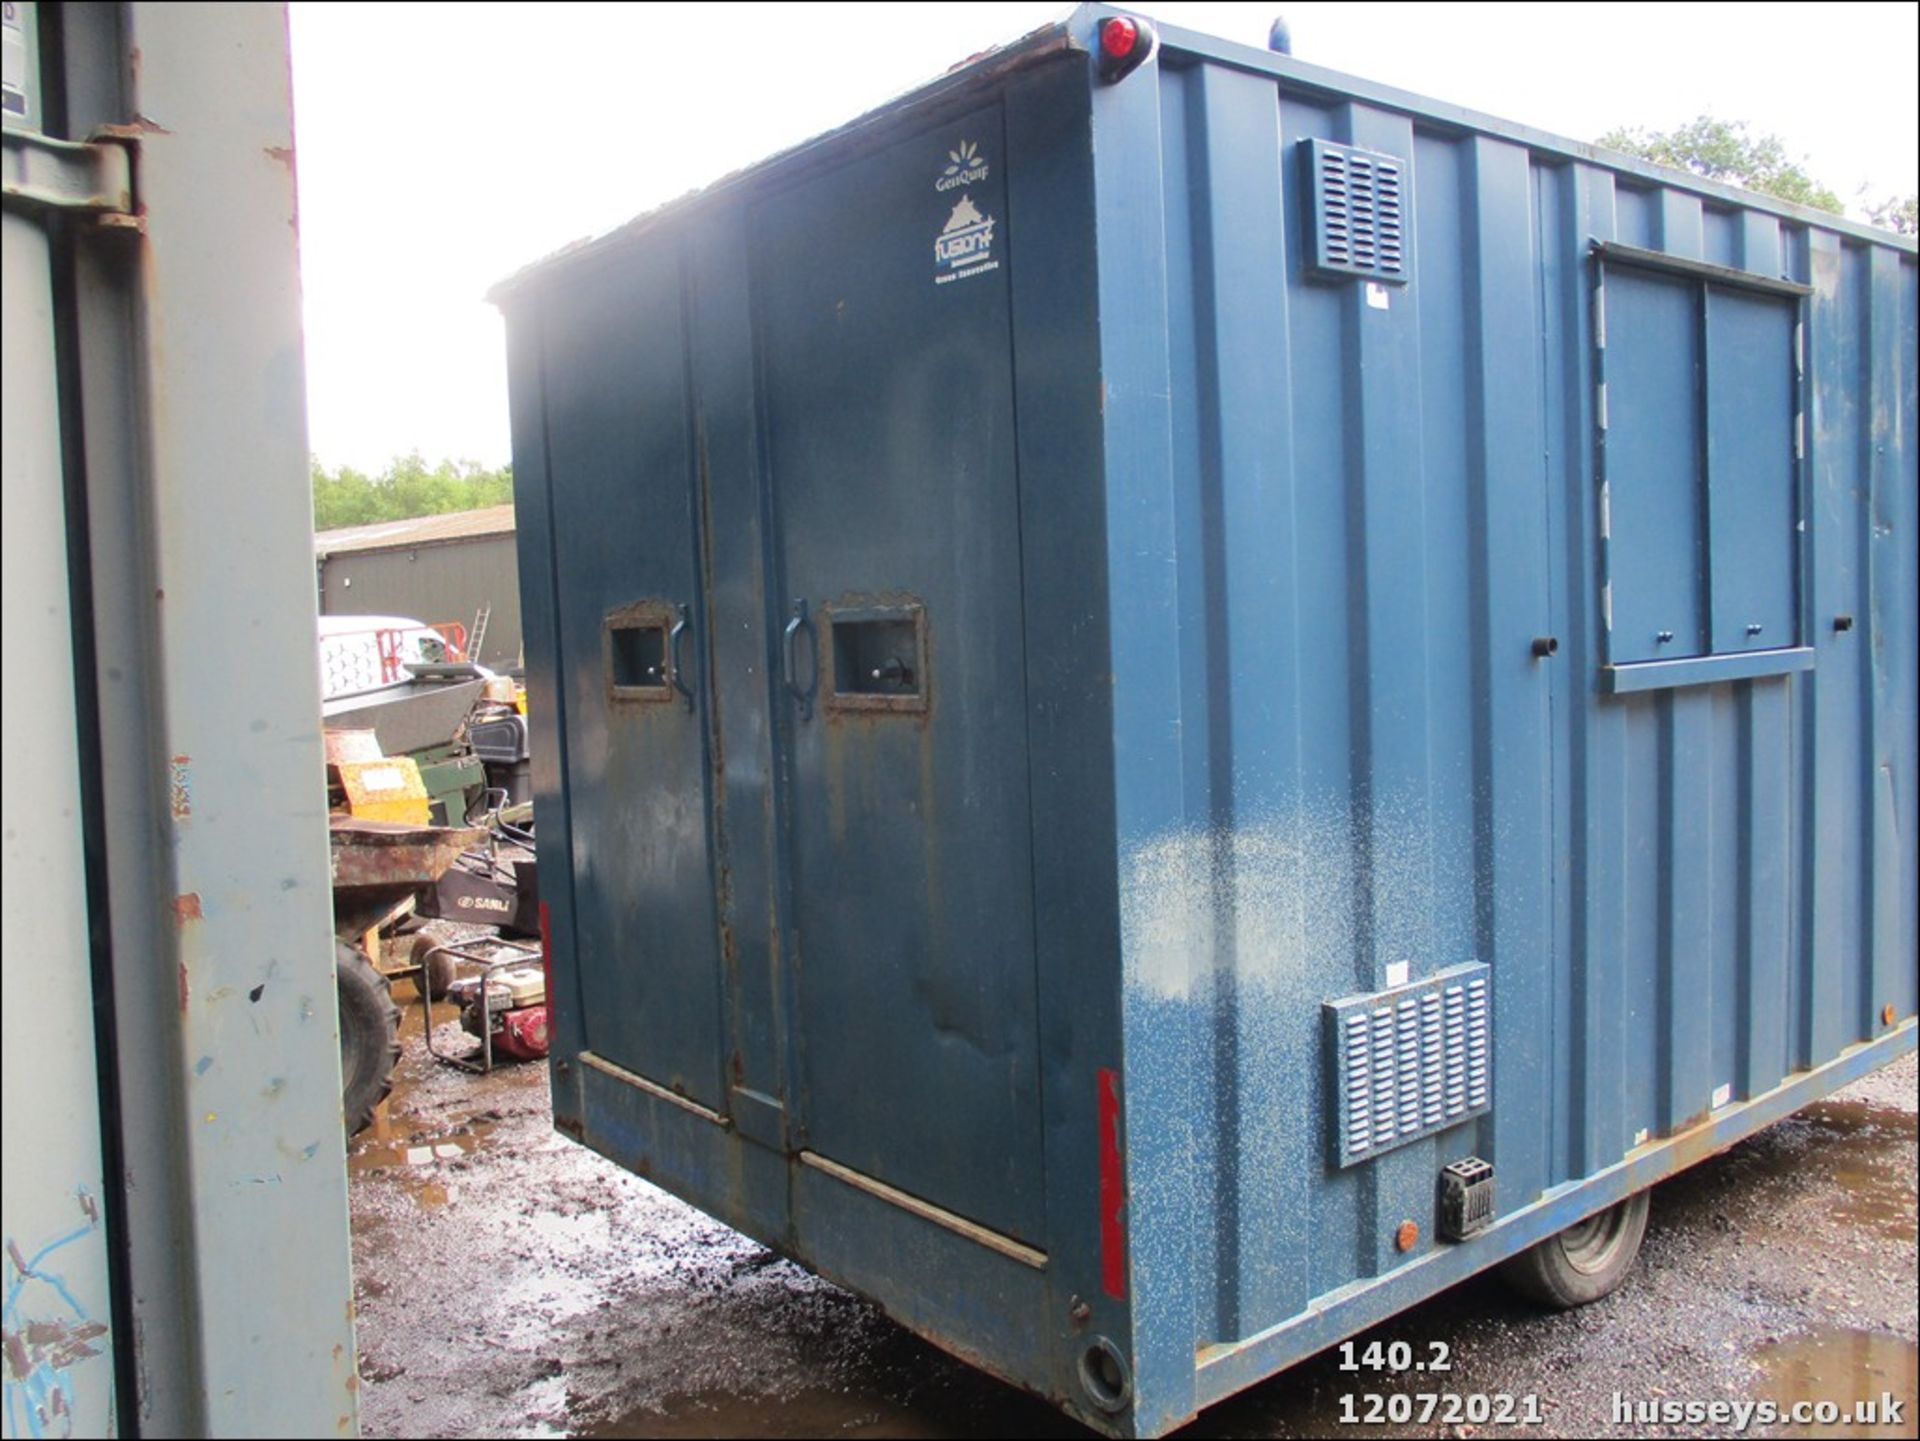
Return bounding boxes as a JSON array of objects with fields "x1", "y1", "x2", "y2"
[
  {"x1": 783, "y1": 598, "x2": 815, "y2": 721},
  {"x1": 670, "y1": 604, "x2": 694, "y2": 710}
]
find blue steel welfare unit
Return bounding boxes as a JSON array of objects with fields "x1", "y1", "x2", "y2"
[{"x1": 493, "y1": 8, "x2": 1918, "y2": 1434}]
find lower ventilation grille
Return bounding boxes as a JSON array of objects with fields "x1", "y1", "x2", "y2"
[{"x1": 1326, "y1": 962, "x2": 1491, "y2": 1168}]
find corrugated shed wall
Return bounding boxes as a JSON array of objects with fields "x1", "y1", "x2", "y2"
[
  {"x1": 1146, "y1": 57, "x2": 1916, "y2": 1350},
  {"x1": 318, "y1": 534, "x2": 525, "y2": 669}
]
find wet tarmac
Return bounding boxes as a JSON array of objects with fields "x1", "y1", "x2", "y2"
[{"x1": 349, "y1": 1002, "x2": 1916, "y2": 1439}]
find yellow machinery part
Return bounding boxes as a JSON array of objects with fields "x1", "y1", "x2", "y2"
[{"x1": 336, "y1": 757, "x2": 431, "y2": 825}]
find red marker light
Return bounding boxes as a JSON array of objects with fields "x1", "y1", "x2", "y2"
[
  {"x1": 1101, "y1": 16, "x2": 1140, "y2": 57},
  {"x1": 1096, "y1": 15, "x2": 1153, "y2": 82}
]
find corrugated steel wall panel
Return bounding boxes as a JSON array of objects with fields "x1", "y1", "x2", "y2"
[{"x1": 1139, "y1": 52, "x2": 1916, "y2": 1392}]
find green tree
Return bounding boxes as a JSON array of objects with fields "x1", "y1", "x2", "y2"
[
  {"x1": 1596, "y1": 115, "x2": 1843, "y2": 214},
  {"x1": 1862, "y1": 193, "x2": 1917, "y2": 236},
  {"x1": 311, "y1": 453, "x2": 513, "y2": 531}
]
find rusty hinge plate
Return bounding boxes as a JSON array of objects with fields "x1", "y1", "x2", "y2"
[{"x1": 2, "y1": 127, "x2": 134, "y2": 218}]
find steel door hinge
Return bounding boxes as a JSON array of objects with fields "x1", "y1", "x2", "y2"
[{"x1": 2, "y1": 127, "x2": 136, "y2": 224}]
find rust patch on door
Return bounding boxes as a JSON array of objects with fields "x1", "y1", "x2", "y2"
[{"x1": 169, "y1": 755, "x2": 193, "y2": 819}]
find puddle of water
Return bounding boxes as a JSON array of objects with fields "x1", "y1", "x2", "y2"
[
  {"x1": 576, "y1": 1383, "x2": 1081, "y2": 1441},
  {"x1": 1825, "y1": 1162, "x2": 1918, "y2": 1237},
  {"x1": 554, "y1": 1316, "x2": 1078, "y2": 1441},
  {"x1": 1799, "y1": 1099, "x2": 1920, "y2": 1150},
  {"x1": 1776, "y1": 1102, "x2": 1918, "y2": 1240},
  {"x1": 1753, "y1": 1329, "x2": 1918, "y2": 1438},
  {"x1": 349, "y1": 1121, "x2": 493, "y2": 1175},
  {"x1": 580, "y1": 1388, "x2": 920, "y2": 1439}
]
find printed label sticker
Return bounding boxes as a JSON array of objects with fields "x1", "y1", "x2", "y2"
[{"x1": 935, "y1": 193, "x2": 998, "y2": 285}]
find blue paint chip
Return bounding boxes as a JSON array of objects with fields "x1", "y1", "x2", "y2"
[{"x1": 195, "y1": 1055, "x2": 214, "y2": 1075}]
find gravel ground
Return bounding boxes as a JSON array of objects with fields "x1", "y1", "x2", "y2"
[{"x1": 349, "y1": 1004, "x2": 1915, "y2": 1440}]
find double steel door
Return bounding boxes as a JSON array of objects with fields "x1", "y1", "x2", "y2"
[{"x1": 546, "y1": 103, "x2": 1045, "y2": 1246}]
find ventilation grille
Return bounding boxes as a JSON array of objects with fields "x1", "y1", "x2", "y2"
[
  {"x1": 1303, "y1": 138, "x2": 1409, "y2": 283},
  {"x1": 1326, "y1": 962, "x2": 1490, "y2": 1167}
]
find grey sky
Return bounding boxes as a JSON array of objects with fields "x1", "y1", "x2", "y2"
[{"x1": 288, "y1": 1, "x2": 1919, "y2": 472}]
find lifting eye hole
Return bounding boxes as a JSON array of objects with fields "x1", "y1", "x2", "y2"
[{"x1": 1078, "y1": 1337, "x2": 1132, "y2": 1413}]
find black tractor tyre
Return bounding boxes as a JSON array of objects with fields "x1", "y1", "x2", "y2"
[
  {"x1": 337, "y1": 939, "x2": 401, "y2": 1137},
  {"x1": 1498, "y1": 1190, "x2": 1651, "y2": 1309}
]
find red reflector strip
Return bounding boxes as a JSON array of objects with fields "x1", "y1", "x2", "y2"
[{"x1": 1098, "y1": 1066, "x2": 1126, "y2": 1300}]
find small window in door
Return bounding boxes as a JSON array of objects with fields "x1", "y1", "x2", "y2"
[
  {"x1": 604, "y1": 603, "x2": 673, "y2": 702},
  {"x1": 825, "y1": 603, "x2": 926, "y2": 713}
]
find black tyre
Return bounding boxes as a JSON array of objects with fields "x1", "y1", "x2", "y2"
[
  {"x1": 1498, "y1": 1190, "x2": 1650, "y2": 1308},
  {"x1": 408, "y1": 930, "x2": 457, "y2": 1003},
  {"x1": 337, "y1": 939, "x2": 401, "y2": 1136}
]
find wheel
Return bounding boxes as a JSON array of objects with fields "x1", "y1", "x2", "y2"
[
  {"x1": 1498, "y1": 1190, "x2": 1650, "y2": 1308},
  {"x1": 408, "y1": 930, "x2": 457, "y2": 1002},
  {"x1": 337, "y1": 939, "x2": 401, "y2": 1136}
]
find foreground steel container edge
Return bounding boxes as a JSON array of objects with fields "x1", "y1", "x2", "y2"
[
  {"x1": 3, "y1": 4, "x2": 356, "y2": 1435},
  {"x1": 494, "y1": 7, "x2": 1918, "y2": 1435}
]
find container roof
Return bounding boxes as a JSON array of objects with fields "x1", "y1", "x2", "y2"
[
  {"x1": 314, "y1": 504, "x2": 516, "y2": 559},
  {"x1": 488, "y1": 14, "x2": 1079, "y2": 303},
  {"x1": 490, "y1": 2, "x2": 1914, "y2": 304}
]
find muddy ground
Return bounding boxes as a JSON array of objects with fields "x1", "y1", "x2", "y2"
[{"x1": 349, "y1": 987, "x2": 1916, "y2": 1440}]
